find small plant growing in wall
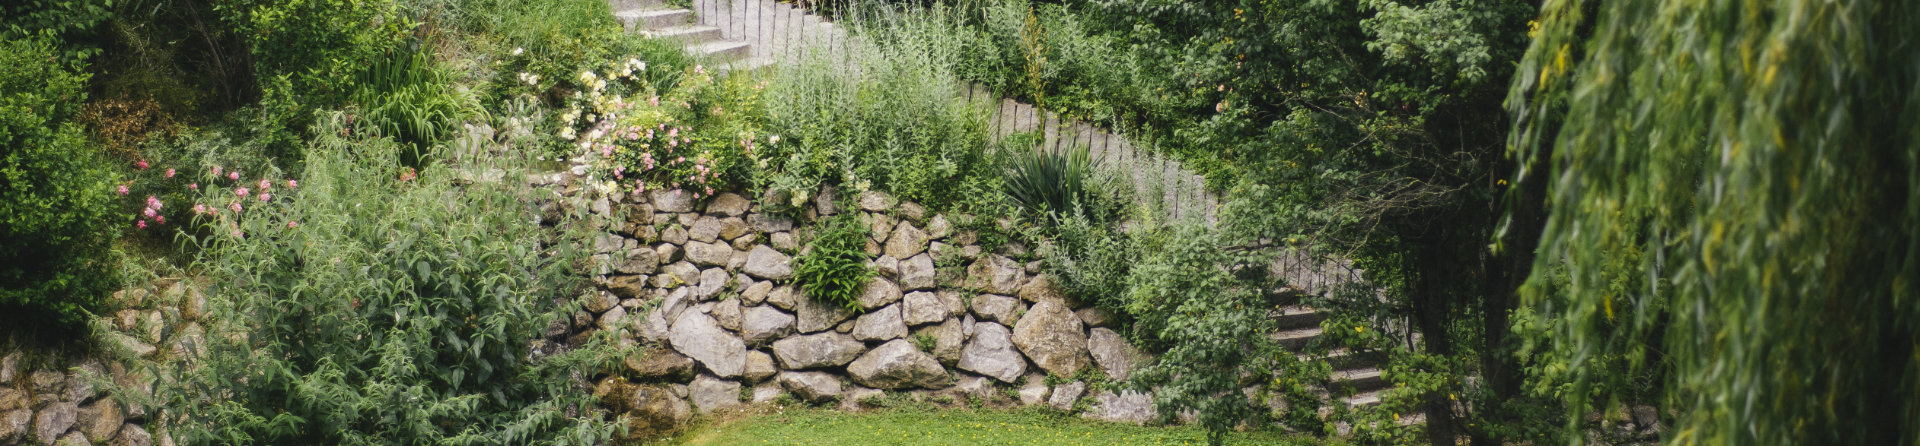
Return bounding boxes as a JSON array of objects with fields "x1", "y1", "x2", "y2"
[
  {"x1": 793, "y1": 207, "x2": 873, "y2": 311},
  {"x1": 912, "y1": 333, "x2": 938, "y2": 353}
]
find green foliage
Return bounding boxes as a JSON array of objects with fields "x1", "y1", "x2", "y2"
[
  {"x1": 1039, "y1": 203, "x2": 1142, "y2": 317},
  {"x1": 761, "y1": 7, "x2": 998, "y2": 213},
  {"x1": 352, "y1": 46, "x2": 478, "y2": 167},
  {"x1": 0, "y1": 0, "x2": 114, "y2": 64},
  {"x1": 0, "y1": 38, "x2": 120, "y2": 329},
  {"x1": 911, "y1": 332, "x2": 937, "y2": 354},
  {"x1": 1510, "y1": 0, "x2": 1920, "y2": 443},
  {"x1": 1002, "y1": 141, "x2": 1097, "y2": 223},
  {"x1": 794, "y1": 210, "x2": 875, "y2": 312},
  {"x1": 150, "y1": 113, "x2": 616, "y2": 444},
  {"x1": 213, "y1": 0, "x2": 413, "y2": 101},
  {"x1": 1122, "y1": 216, "x2": 1282, "y2": 446}
]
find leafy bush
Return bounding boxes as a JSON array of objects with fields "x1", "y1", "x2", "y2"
[
  {"x1": 0, "y1": 0, "x2": 114, "y2": 64},
  {"x1": 212, "y1": 0, "x2": 413, "y2": 101},
  {"x1": 352, "y1": 46, "x2": 479, "y2": 167},
  {"x1": 149, "y1": 113, "x2": 615, "y2": 444},
  {"x1": 0, "y1": 38, "x2": 121, "y2": 329},
  {"x1": 794, "y1": 209, "x2": 875, "y2": 311},
  {"x1": 760, "y1": 7, "x2": 997, "y2": 212}
]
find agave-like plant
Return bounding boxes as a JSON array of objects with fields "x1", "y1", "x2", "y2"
[
  {"x1": 1003, "y1": 140, "x2": 1095, "y2": 222},
  {"x1": 353, "y1": 46, "x2": 478, "y2": 168}
]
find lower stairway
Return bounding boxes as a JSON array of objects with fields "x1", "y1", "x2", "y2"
[{"x1": 1273, "y1": 304, "x2": 1428, "y2": 430}]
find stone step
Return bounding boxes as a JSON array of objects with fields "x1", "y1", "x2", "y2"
[
  {"x1": 643, "y1": 25, "x2": 724, "y2": 43},
  {"x1": 716, "y1": 56, "x2": 777, "y2": 74},
  {"x1": 1329, "y1": 368, "x2": 1389, "y2": 394},
  {"x1": 617, "y1": 8, "x2": 693, "y2": 31},
  {"x1": 1272, "y1": 307, "x2": 1325, "y2": 331},
  {"x1": 1273, "y1": 327, "x2": 1322, "y2": 351},
  {"x1": 689, "y1": 40, "x2": 751, "y2": 62},
  {"x1": 608, "y1": 0, "x2": 666, "y2": 10}
]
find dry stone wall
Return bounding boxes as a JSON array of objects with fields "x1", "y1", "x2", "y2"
[
  {"x1": 0, "y1": 281, "x2": 193, "y2": 446},
  {"x1": 566, "y1": 184, "x2": 1156, "y2": 437}
]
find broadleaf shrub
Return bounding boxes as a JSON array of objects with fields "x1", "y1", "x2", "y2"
[
  {"x1": 150, "y1": 113, "x2": 616, "y2": 444},
  {"x1": 0, "y1": 37, "x2": 121, "y2": 329},
  {"x1": 794, "y1": 209, "x2": 874, "y2": 311}
]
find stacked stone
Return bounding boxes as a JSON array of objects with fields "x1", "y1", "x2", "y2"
[
  {"x1": 571, "y1": 186, "x2": 1161, "y2": 439},
  {"x1": 0, "y1": 281, "x2": 195, "y2": 446}
]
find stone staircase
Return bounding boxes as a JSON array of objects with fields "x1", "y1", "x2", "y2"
[
  {"x1": 609, "y1": 0, "x2": 771, "y2": 71},
  {"x1": 1272, "y1": 305, "x2": 1427, "y2": 428}
]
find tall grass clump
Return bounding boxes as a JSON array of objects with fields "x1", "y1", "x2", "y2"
[
  {"x1": 146, "y1": 113, "x2": 618, "y2": 444},
  {"x1": 353, "y1": 46, "x2": 481, "y2": 168},
  {"x1": 760, "y1": 3, "x2": 998, "y2": 213}
]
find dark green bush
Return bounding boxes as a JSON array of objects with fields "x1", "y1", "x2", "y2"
[
  {"x1": 213, "y1": 0, "x2": 412, "y2": 101},
  {"x1": 794, "y1": 209, "x2": 875, "y2": 311},
  {"x1": 0, "y1": 38, "x2": 121, "y2": 329},
  {"x1": 151, "y1": 113, "x2": 615, "y2": 444}
]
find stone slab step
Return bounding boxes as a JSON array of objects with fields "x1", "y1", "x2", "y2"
[
  {"x1": 1329, "y1": 368, "x2": 1389, "y2": 393},
  {"x1": 1273, "y1": 327, "x2": 1323, "y2": 351},
  {"x1": 1273, "y1": 307, "x2": 1326, "y2": 330},
  {"x1": 617, "y1": 8, "x2": 693, "y2": 31},
  {"x1": 643, "y1": 25, "x2": 724, "y2": 43},
  {"x1": 609, "y1": 0, "x2": 666, "y2": 10},
  {"x1": 689, "y1": 40, "x2": 751, "y2": 61}
]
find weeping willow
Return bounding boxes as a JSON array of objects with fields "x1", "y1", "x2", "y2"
[{"x1": 1508, "y1": 0, "x2": 1920, "y2": 444}]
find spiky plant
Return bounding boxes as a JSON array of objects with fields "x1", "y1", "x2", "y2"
[{"x1": 1003, "y1": 140, "x2": 1095, "y2": 223}]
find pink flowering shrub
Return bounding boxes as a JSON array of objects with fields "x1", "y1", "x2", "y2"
[{"x1": 576, "y1": 63, "x2": 765, "y2": 200}]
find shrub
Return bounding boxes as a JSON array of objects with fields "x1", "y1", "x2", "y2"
[
  {"x1": 794, "y1": 209, "x2": 874, "y2": 311},
  {"x1": 0, "y1": 38, "x2": 121, "y2": 330},
  {"x1": 212, "y1": 0, "x2": 412, "y2": 101},
  {"x1": 149, "y1": 113, "x2": 616, "y2": 444}
]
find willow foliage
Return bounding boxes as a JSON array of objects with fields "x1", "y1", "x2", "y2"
[{"x1": 1509, "y1": 0, "x2": 1920, "y2": 444}]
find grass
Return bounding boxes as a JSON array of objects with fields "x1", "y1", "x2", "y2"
[{"x1": 664, "y1": 405, "x2": 1336, "y2": 446}]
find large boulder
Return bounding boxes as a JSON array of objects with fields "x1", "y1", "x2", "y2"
[
  {"x1": 744, "y1": 351, "x2": 778, "y2": 383},
  {"x1": 778, "y1": 371, "x2": 844, "y2": 403},
  {"x1": 625, "y1": 348, "x2": 696, "y2": 382},
  {"x1": 851, "y1": 304, "x2": 908, "y2": 342},
  {"x1": 34, "y1": 401, "x2": 77, "y2": 444},
  {"x1": 651, "y1": 189, "x2": 697, "y2": 213},
  {"x1": 685, "y1": 241, "x2": 734, "y2": 267},
  {"x1": 884, "y1": 222, "x2": 927, "y2": 260},
  {"x1": 80, "y1": 400, "x2": 124, "y2": 443},
  {"x1": 794, "y1": 292, "x2": 854, "y2": 333},
  {"x1": 898, "y1": 254, "x2": 936, "y2": 291},
  {"x1": 1012, "y1": 298, "x2": 1091, "y2": 377},
  {"x1": 913, "y1": 318, "x2": 967, "y2": 366},
  {"x1": 966, "y1": 255, "x2": 1025, "y2": 294},
  {"x1": 1087, "y1": 327, "x2": 1146, "y2": 382},
  {"x1": 614, "y1": 247, "x2": 659, "y2": 274},
  {"x1": 689, "y1": 374, "x2": 742, "y2": 414},
  {"x1": 956, "y1": 322, "x2": 1027, "y2": 383},
  {"x1": 688, "y1": 216, "x2": 724, "y2": 243},
  {"x1": 708, "y1": 193, "x2": 751, "y2": 216},
  {"x1": 669, "y1": 311, "x2": 747, "y2": 378},
  {"x1": 900, "y1": 292, "x2": 948, "y2": 326},
  {"x1": 711, "y1": 298, "x2": 743, "y2": 332},
  {"x1": 620, "y1": 384, "x2": 693, "y2": 440},
  {"x1": 856, "y1": 277, "x2": 903, "y2": 311},
  {"x1": 743, "y1": 245, "x2": 794, "y2": 280},
  {"x1": 1084, "y1": 390, "x2": 1156, "y2": 424},
  {"x1": 771, "y1": 332, "x2": 867, "y2": 369},
  {"x1": 969, "y1": 294, "x2": 1023, "y2": 324},
  {"x1": 1017, "y1": 275, "x2": 1063, "y2": 303},
  {"x1": 846, "y1": 340, "x2": 951, "y2": 390},
  {"x1": 740, "y1": 305, "x2": 796, "y2": 346}
]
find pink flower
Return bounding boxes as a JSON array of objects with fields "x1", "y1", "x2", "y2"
[
  {"x1": 258, "y1": 193, "x2": 271, "y2": 202},
  {"x1": 287, "y1": 221, "x2": 299, "y2": 228},
  {"x1": 236, "y1": 187, "x2": 250, "y2": 197},
  {"x1": 287, "y1": 179, "x2": 298, "y2": 189},
  {"x1": 400, "y1": 168, "x2": 417, "y2": 182},
  {"x1": 143, "y1": 208, "x2": 158, "y2": 218},
  {"x1": 649, "y1": 96, "x2": 659, "y2": 107},
  {"x1": 136, "y1": 220, "x2": 147, "y2": 229},
  {"x1": 212, "y1": 165, "x2": 223, "y2": 176},
  {"x1": 668, "y1": 128, "x2": 679, "y2": 138},
  {"x1": 231, "y1": 230, "x2": 243, "y2": 238},
  {"x1": 229, "y1": 202, "x2": 242, "y2": 213},
  {"x1": 155, "y1": 215, "x2": 164, "y2": 225},
  {"x1": 193, "y1": 203, "x2": 207, "y2": 215},
  {"x1": 117, "y1": 185, "x2": 129, "y2": 195},
  {"x1": 188, "y1": 183, "x2": 198, "y2": 190},
  {"x1": 136, "y1": 160, "x2": 149, "y2": 170},
  {"x1": 229, "y1": 172, "x2": 240, "y2": 181},
  {"x1": 165, "y1": 168, "x2": 176, "y2": 178},
  {"x1": 258, "y1": 179, "x2": 270, "y2": 190}
]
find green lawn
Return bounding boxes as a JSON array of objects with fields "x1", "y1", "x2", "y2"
[{"x1": 664, "y1": 406, "x2": 1337, "y2": 446}]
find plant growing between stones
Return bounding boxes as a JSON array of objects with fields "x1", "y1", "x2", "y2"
[{"x1": 793, "y1": 208, "x2": 874, "y2": 312}]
